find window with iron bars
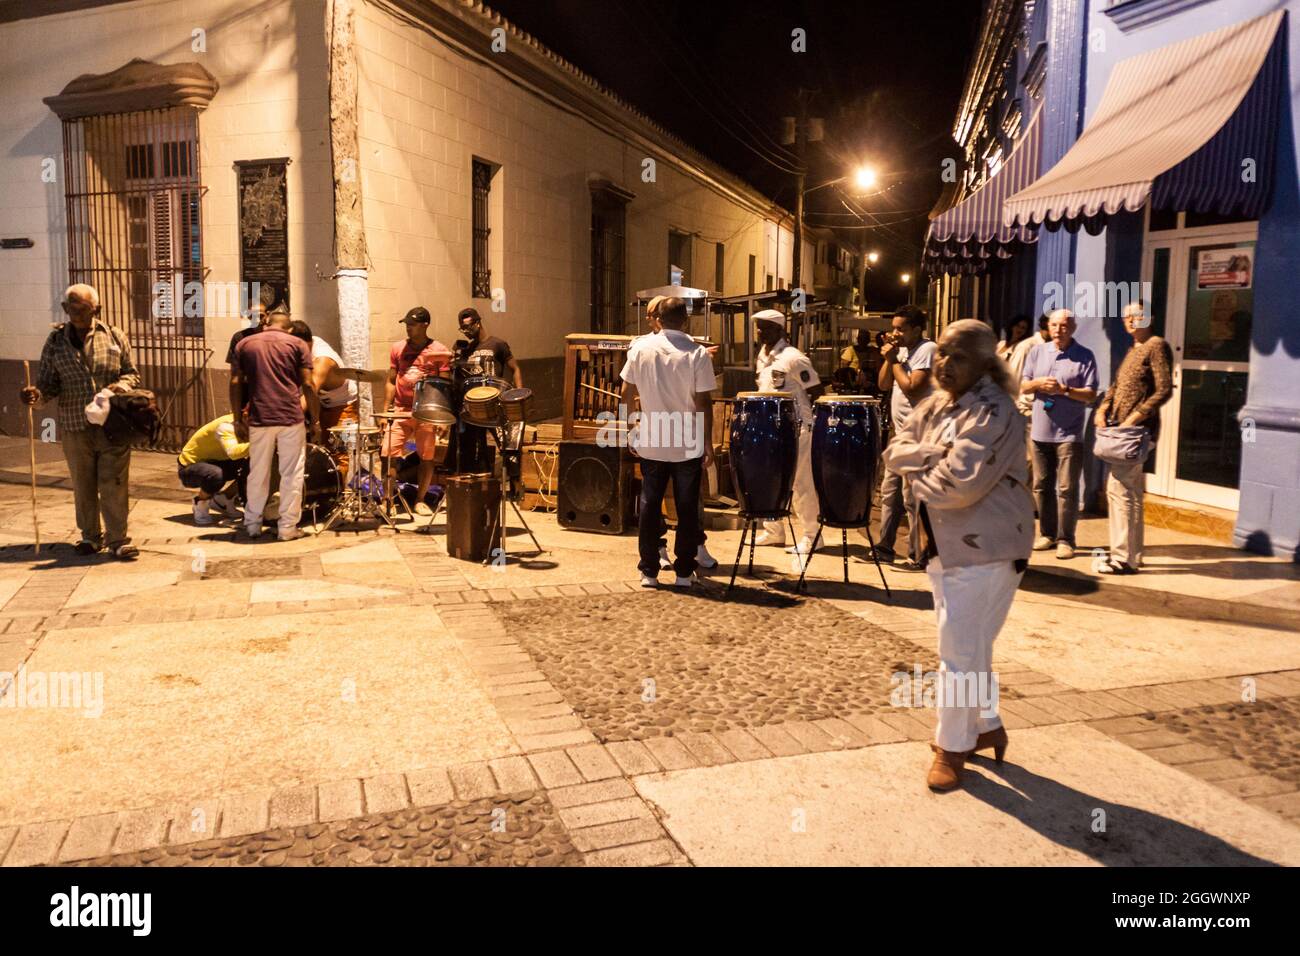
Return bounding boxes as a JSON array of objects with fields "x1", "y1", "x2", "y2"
[
  {"x1": 472, "y1": 159, "x2": 493, "y2": 298},
  {"x1": 61, "y1": 106, "x2": 208, "y2": 449},
  {"x1": 590, "y1": 189, "x2": 627, "y2": 333}
]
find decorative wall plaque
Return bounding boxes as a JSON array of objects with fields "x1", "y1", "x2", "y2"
[{"x1": 236, "y1": 158, "x2": 290, "y2": 312}]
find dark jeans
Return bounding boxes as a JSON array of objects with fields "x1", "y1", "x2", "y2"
[
  {"x1": 639, "y1": 457, "x2": 703, "y2": 577},
  {"x1": 1031, "y1": 439, "x2": 1083, "y2": 545},
  {"x1": 178, "y1": 459, "x2": 248, "y2": 498}
]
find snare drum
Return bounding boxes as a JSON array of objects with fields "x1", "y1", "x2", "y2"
[
  {"x1": 728, "y1": 391, "x2": 798, "y2": 519},
  {"x1": 811, "y1": 395, "x2": 883, "y2": 528}
]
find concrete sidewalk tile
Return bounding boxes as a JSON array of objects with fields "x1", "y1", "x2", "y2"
[
  {"x1": 483, "y1": 669, "x2": 549, "y2": 686},
  {"x1": 503, "y1": 715, "x2": 583, "y2": 737},
  {"x1": 535, "y1": 586, "x2": 562, "y2": 598},
  {"x1": 1025, "y1": 696, "x2": 1090, "y2": 723},
  {"x1": 567, "y1": 743, "x2": 622, "y2": 781},
  {"x1": 448, "y1": 762, "x2": 497, "y2": 801},
  {"x1": 488, "y1": 681, "x2": 556, "y2": 699},
  {"x1": 748, "y1": 724, "x2": 809, "y2": 757},
  {"x1": 557, "y1": 584, "x2": 586, "y2": 596},
  {"x1": 1253, "y1": 673, "x2": 1300, "y2": 698},
  {"x1": 782, "y1": 719, "x2": 842, "y2": 752},
  {"x1": 876, "y1": 711, "x2": 935, "y2": 740},
  {"x1": 57, "y1": 813, "x2": 118, "y2": 862},
  {"x1": 1217, "y1": 776, "x2": 1294, "y2": 800},
  {"x1": 1117, "y1": 729, "x2": 1188, "y2": 751},
  {"x1": 1008, "y1": 680, "x2": 1074, "y2": 698},
  {"x1": 996, "y1": 708, "x2": 1032, "y2": 730},
  {"x1": 840, "y1": 714, "x2": 908, "y2": 744},
  {"x1": 1149, "y1": 682, "x2": 1212, "y2": 709},
  {"x1": 3, "y1": 821, "x2": 69, "y2": 867},
  {"x1": 218, "y1": 792, "x2": 271, "y2": 838},
  {"x1": 568, "y1": 817, "x2": 666, "y2": 853},
  {"x1": 581, "y1": 838, "x2": 678, "y2": 867},
  {"x1": 643, "y1": 735, "x2": 701, "y2": 770},
  {"x1": 1147, "y1": 742, "x2": 1227, "y2": 766},
  {"x1": 0, "y1": 827, "x2": 14, "y2": 864},
  {"x1": 606, "y1": 740, "x2": 662, "y2": 775},
  {"x1": 488, "y1": 755, "x2": 540, "y2": 794},
  {"x1": 556, "y1": 796, "x2": 651, "y2": 830},
  {"x1": 166, "y1": 799, "x2": 220, "y2": 844},
  {"x1": 527, "y1": 750, "x2": 584, "y2": 788},
  {"x1": 1088, "y1": 715, "x2": 1159, "y2": 736},
  {"x1": 676, "y1": 732, "x2": 737, "y2": 766},
  {"x1": 1107, "y1": 686, "x2": 1173, "y2": 714},
  {"x1": 1179, "y1": 758, "x2": 1256, "y2": 782},
  {"x1": 496, "y1": 690, "x2": 566, "y2": 709},
  {"x1": 999, "y1": 669, "x2": 1054, "y2": 685},
  {"x1": 999, "y1": 699, "x2": 1060, "y2": 727},
  {"x1": 405, "y1": 768, "x2": 455, "y2": 807},
  {"x1": 809, "y1": 718, "x2": 870, "y2": 749},
  {"x1": 548, "y1": 778, "x2": 636, "y2": 809},
  {"x1": 1054, "y1": 692, "x2": 1122, "y2": 720},
  {"x1": 518, "y1": 728, "x2": 597, "y2": 751},
  {"x1": 111, "y1": 807, "x2": 171, "y2": 855},
  {"x1": 362, "y1": 773, "x2": 410, "y2": 814},
  {"x1": 317, "y1": 779, "x2": 365, "y2": 822},
  {"x1": 1246, "y1": 791, "x2": 1300, "y2": 819},
  {"x1": 713, "y1": 727, "x2": 773, "y2": 761},
  {"x1": 1085, "y1": 690, "x2": 1146, "y2": 715},
  {"x1": 268, "y1": 784, "x2": 317, "y2": 829}
]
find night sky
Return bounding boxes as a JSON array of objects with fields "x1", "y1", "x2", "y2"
[{"x1": 487, "y1": 0, "x2": 982, "y2": 308}]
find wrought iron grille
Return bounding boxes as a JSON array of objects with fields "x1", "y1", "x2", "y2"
[
  {"x1": 472, "y1": 159, "x2": 492, "y2": 298},
  {"x1": 61, "y1": 106, "x2": 211, "y2": 450},
  {"x1": 590, "y1": 191, "x2": 626, "y2": 333}
]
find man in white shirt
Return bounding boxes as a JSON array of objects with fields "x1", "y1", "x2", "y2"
[
  {"x1": 619, "y1": 297, "x2": 716, "y2": 588},
  {"x1": 752, "y1": 309, "x2": 824, "y2": 555},
  {"x1": 1009, "y1": 313, "x2": 1050, "y2": 418},
  {"x1": 874, "y1": 304, "x2": 936, "y2": 570}
]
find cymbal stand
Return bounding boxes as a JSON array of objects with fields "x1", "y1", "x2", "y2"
[
  {"x1": 481, "y1": 421, "x2": 544, "y2": 565},
  {"x1": 321, "y1": 427, "x2": 399, "y2": 533}
]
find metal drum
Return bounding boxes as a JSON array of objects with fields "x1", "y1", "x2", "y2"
[
  {"x1": 811, "y1": 395, "x2": 883, "y2": 528},
  {"x1": 728, "y1": 390, "x2": 798, "y2": 519},
  {"x1": 413, "y1": 376, "x2": 457, "y2": 425},
  {"x1": 463, "y1": 384, "x2": 504, "y2": 426},
  {"x1": 500, "y1": 387, "x2": 533, "y2": 423}
]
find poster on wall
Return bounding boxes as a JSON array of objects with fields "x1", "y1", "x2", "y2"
[
  {"x1": 1197, "y1": 248, "x2": 1252, "y2": 290},
  {"x1": 236, "y1": 158, "x2": 290, "y2": 316}
]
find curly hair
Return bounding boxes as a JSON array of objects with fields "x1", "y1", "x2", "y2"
[{"x1": 942, "y1": 319, "x2": 1018, "y2": 396}]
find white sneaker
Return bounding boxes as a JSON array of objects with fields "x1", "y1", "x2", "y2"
[
  {"x1": 414, "y1": 501, "x2": 434, "y2": 517},
  {"x1": 1032, "y1": 535, "x2": 1055, "y2": 551},
  {"x1": 192, "y1": 498, "x2": 213, "y2": 526},
  {"x1": 658, "y1": 546, "x2": 672, "y2": 570},
  {"x1": 640, "y1": 573, "x2": 658, "y2": 588},
  {"x1": 278, "y1": 528, "x2": 306, "y2": 542},
  {"x1": 672, "y1": 573, "x2": 695, "y2": 589},
  {"x1": 753, "y1": 529, "x2": 786, "y2": 548},
  {"x1": 785, "y1": 536, "x2": 816, "y2": 555},
  {"x1": 696, "y1": 544, "x2": 718, "y2": 569}
]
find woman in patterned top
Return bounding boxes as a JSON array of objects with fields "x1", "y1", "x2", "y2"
[{"x1": 1093, "y1": 301, "x2": 1173, "y2": 574}]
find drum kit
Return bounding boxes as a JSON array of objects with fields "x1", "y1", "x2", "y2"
[{"x1": 725, "y1": 390, "x2": 891, "y2": 597}]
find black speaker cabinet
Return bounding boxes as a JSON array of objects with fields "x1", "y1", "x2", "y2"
[
  {"x1": 557, "y1": 440, "x2": 634, "y2": 534},
  {"x1": 446, "y1": 473, "x2": 502, "y2": 561}
]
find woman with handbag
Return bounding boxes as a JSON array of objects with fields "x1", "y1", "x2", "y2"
[
  {"x1": 882, "y1": 320, "x2": 1034, "y2": 791},
  {"x1": 1092, "y1": 302, "x2": 1173, "y2": 575}
]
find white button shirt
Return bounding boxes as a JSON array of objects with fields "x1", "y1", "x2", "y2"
[
  {"x1": 756, "y1": 339, "x2": 820, "y2": 427},
  {"x1": 619, "y1": 329, "x2": 716, "y2": 462}
]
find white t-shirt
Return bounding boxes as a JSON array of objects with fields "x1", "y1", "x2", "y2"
[
  {"x1": 312, "y1": 336, "x2": 357, "y2": 408},
  {"x1": 890, "y1": 338, "x2": 937, "y2": 429},
  {"x1": 756, "y1": 339, "x2": 821, "y2": 427},
  {"x1": 619, "y1": 329, "x2": 716, "y2": 462}
]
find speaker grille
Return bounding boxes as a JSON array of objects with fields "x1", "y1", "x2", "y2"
[{"x1": 564, "y1": 455, "x2": 615, "y2": 514}]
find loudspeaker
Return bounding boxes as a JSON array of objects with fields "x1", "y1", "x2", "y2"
[{"x1": 557, "y1": 440, "x2": 633, "y2": 534}]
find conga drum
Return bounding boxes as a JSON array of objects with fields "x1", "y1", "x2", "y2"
[
  {"x1": 811, "y1": 395, "x2": 883, "y2": 527},
  {"x1": 728, "y1": 391, "x2": 798, "y2": 519}
]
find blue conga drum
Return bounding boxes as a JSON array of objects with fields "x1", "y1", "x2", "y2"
[
  {"x1": 729, "y1": 391, "x2": 798, "y2": 518},
  {"x1": 811, "y1": 395, "x2": 883, "y2": 528}
]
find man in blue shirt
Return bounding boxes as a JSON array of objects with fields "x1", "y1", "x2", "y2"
[{"x1": 1020, "y1": 308, "x2": 1098, "y2": 559}]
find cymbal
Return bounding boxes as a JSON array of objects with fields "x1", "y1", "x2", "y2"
[
  {"x1": 337, "y1": 367, "x2": 389, "y2": 385},
  {"x1": 372, "y1": 409, "x2": 412, "y2": 420}
]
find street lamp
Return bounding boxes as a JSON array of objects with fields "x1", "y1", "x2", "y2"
[
  {"x1": 867, "y1": 250, "x2": 879, "y2": 264},
  {"x1": 901, "y1": 272, "x2": 915, "y2": 306},
  {"x1": 853, "y1": 165, "x2": 877, "y2": 192}
]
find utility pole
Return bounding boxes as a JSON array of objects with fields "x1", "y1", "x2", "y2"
[{"x1": 792, "y1": 88, "x2": 806, "y2": 297}]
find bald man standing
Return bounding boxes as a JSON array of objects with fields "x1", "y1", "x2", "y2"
[{"x1": 21, "y1": 284, "x2": 141, "y2": 558}]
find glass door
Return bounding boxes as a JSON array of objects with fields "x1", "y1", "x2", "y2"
[{"x1": 1141, "y1": 226, "x2": 1256, "y2": 511}]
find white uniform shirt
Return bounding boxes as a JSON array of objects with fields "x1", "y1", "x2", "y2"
[
  {"x1": 619, "y1": 329, "x2": 717, "y2": 462},
  {"x1": 312, "y1": 336, "x2": 358, "y2": 408},
  {"x1": 756, "y1": 339, "x2": 820, "y2": 426}
]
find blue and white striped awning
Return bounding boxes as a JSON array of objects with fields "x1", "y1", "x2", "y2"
[
  {"x1": 924, "y1": 107, "x2": 1042, "y2": 275},
  {"x1": 1004, "y1": 10, "x2": 1286, "y2": 231}
]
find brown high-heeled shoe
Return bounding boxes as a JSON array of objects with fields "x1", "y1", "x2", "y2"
[
  {"x1": 927, "y1": 749, "x2": 967, "y2": 791},
  {"x1": 971, "y1": 726, "x2": 1008, "y2": 764}
]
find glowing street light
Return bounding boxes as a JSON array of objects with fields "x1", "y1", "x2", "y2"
[
  {"x1": 867, "y1": 250, "x2": 880, "y2": 264},
  {"x1": 853, "y1": 165, "x2": 877, "y2": 192},
  {"x1": 900, "y1": 272, "x2": 911, "y2": 284}
]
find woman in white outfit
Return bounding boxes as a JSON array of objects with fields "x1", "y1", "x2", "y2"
[{"x1": 882, "y1": 320, "x2": 1034, "y2": 791}]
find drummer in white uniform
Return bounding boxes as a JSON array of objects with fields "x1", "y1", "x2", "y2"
[{"x1": 752, "y1": 309, "x2": 824, "y2": 554}]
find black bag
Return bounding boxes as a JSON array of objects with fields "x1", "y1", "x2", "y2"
[{"x1": 103, "y1": 389, "x2": 162, "y2": 446}]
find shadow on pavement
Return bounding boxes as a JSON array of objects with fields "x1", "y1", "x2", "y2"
[{"x1": 965, "y1": 758, "x2": 1278, "y2": 866}]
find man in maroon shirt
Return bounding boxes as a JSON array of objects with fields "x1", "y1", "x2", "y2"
[{"x1": 233, "y1": 308, "x2": 320, "y2": 540}]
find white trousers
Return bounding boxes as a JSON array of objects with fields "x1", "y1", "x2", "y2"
[
  {"x1": 926, "y1": 558, "x2": 1022, "y2": 753},
  {"x1": 245, "y1": 424, "x2": 307, "y2": 537},
  {"x1": 764, "y1": 425, "x2": 820, "y2": 542},
  {"x1": 1106, "y1": 457, "x2": 1146, "y2": 566}
]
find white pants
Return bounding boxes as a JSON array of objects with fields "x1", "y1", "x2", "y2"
[
  {"x1": 764, "y1": 425, "x2": 820, "y2": 542},
  {"x1": 926, "y1": 558, "x2": 1022, "y2": 753},
  {"x1": 245, "y1": 424, "x2": 307, "y2": 537},
  {"x1": 1106, "y1": 457, "x2": 1146, "y2": 566}
]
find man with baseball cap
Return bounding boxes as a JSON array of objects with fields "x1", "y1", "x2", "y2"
[
  {"x1": 753, "y1": 309, "x2": 823, "y2": 554},
  {"x1": 384, "y1": 307, "x2": 453, "y2": 514}
]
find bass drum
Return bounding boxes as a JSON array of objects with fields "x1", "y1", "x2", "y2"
[
  {"x1": 728, "y1": 391, "x2": 797, "y2": 519},
  {"x1": 265, "y1": 444, "x2": 341, "y2": 525},
  {"x1": 811, "y1": 395, "x2": 882, "y2": 528}
]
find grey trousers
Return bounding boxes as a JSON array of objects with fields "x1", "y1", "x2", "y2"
[
  {"x1": 1031, "y1": 439, "x2": 1083, "y2": 545},
  {"x1": 1107, "y1": 456, "x2": 1146, "y2": 566},
  {"x1": 62, "y1": 427, "x2": 132, "y2": 547},
  {"x1": 877, "y1": 462, "x2": 918, "y2": 560}
]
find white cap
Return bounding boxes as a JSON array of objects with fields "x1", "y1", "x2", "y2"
[{"x1": 753, "y1": 309, "x2": 786, "y2": 328}]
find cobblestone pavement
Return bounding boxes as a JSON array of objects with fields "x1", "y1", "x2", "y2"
[
  {"x1": 498, "y1": 588, "x2": 942, "y2": 742},
  {"x1": 1154, "y1": 698, "x2": 1300, "y2": 785},
  {"x1": 61, "y1": 792, "x2": 580, "y2": 868}
]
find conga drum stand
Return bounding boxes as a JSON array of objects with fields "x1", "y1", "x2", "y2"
[
  {"x1": 795, "y1": 520, "x2": 892, "y2": 598},
  {"x1": 725, "y1": 512, "x2": 798, "y2": 595}
]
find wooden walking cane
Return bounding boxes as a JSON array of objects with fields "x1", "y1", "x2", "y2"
[{"x1": 23, "y1": 360, "x2": 39, "y2": 554}]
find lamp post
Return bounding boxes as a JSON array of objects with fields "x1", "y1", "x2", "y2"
[{"x1": 901, "y1": 271, "x2": 915, "y2": 306}]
